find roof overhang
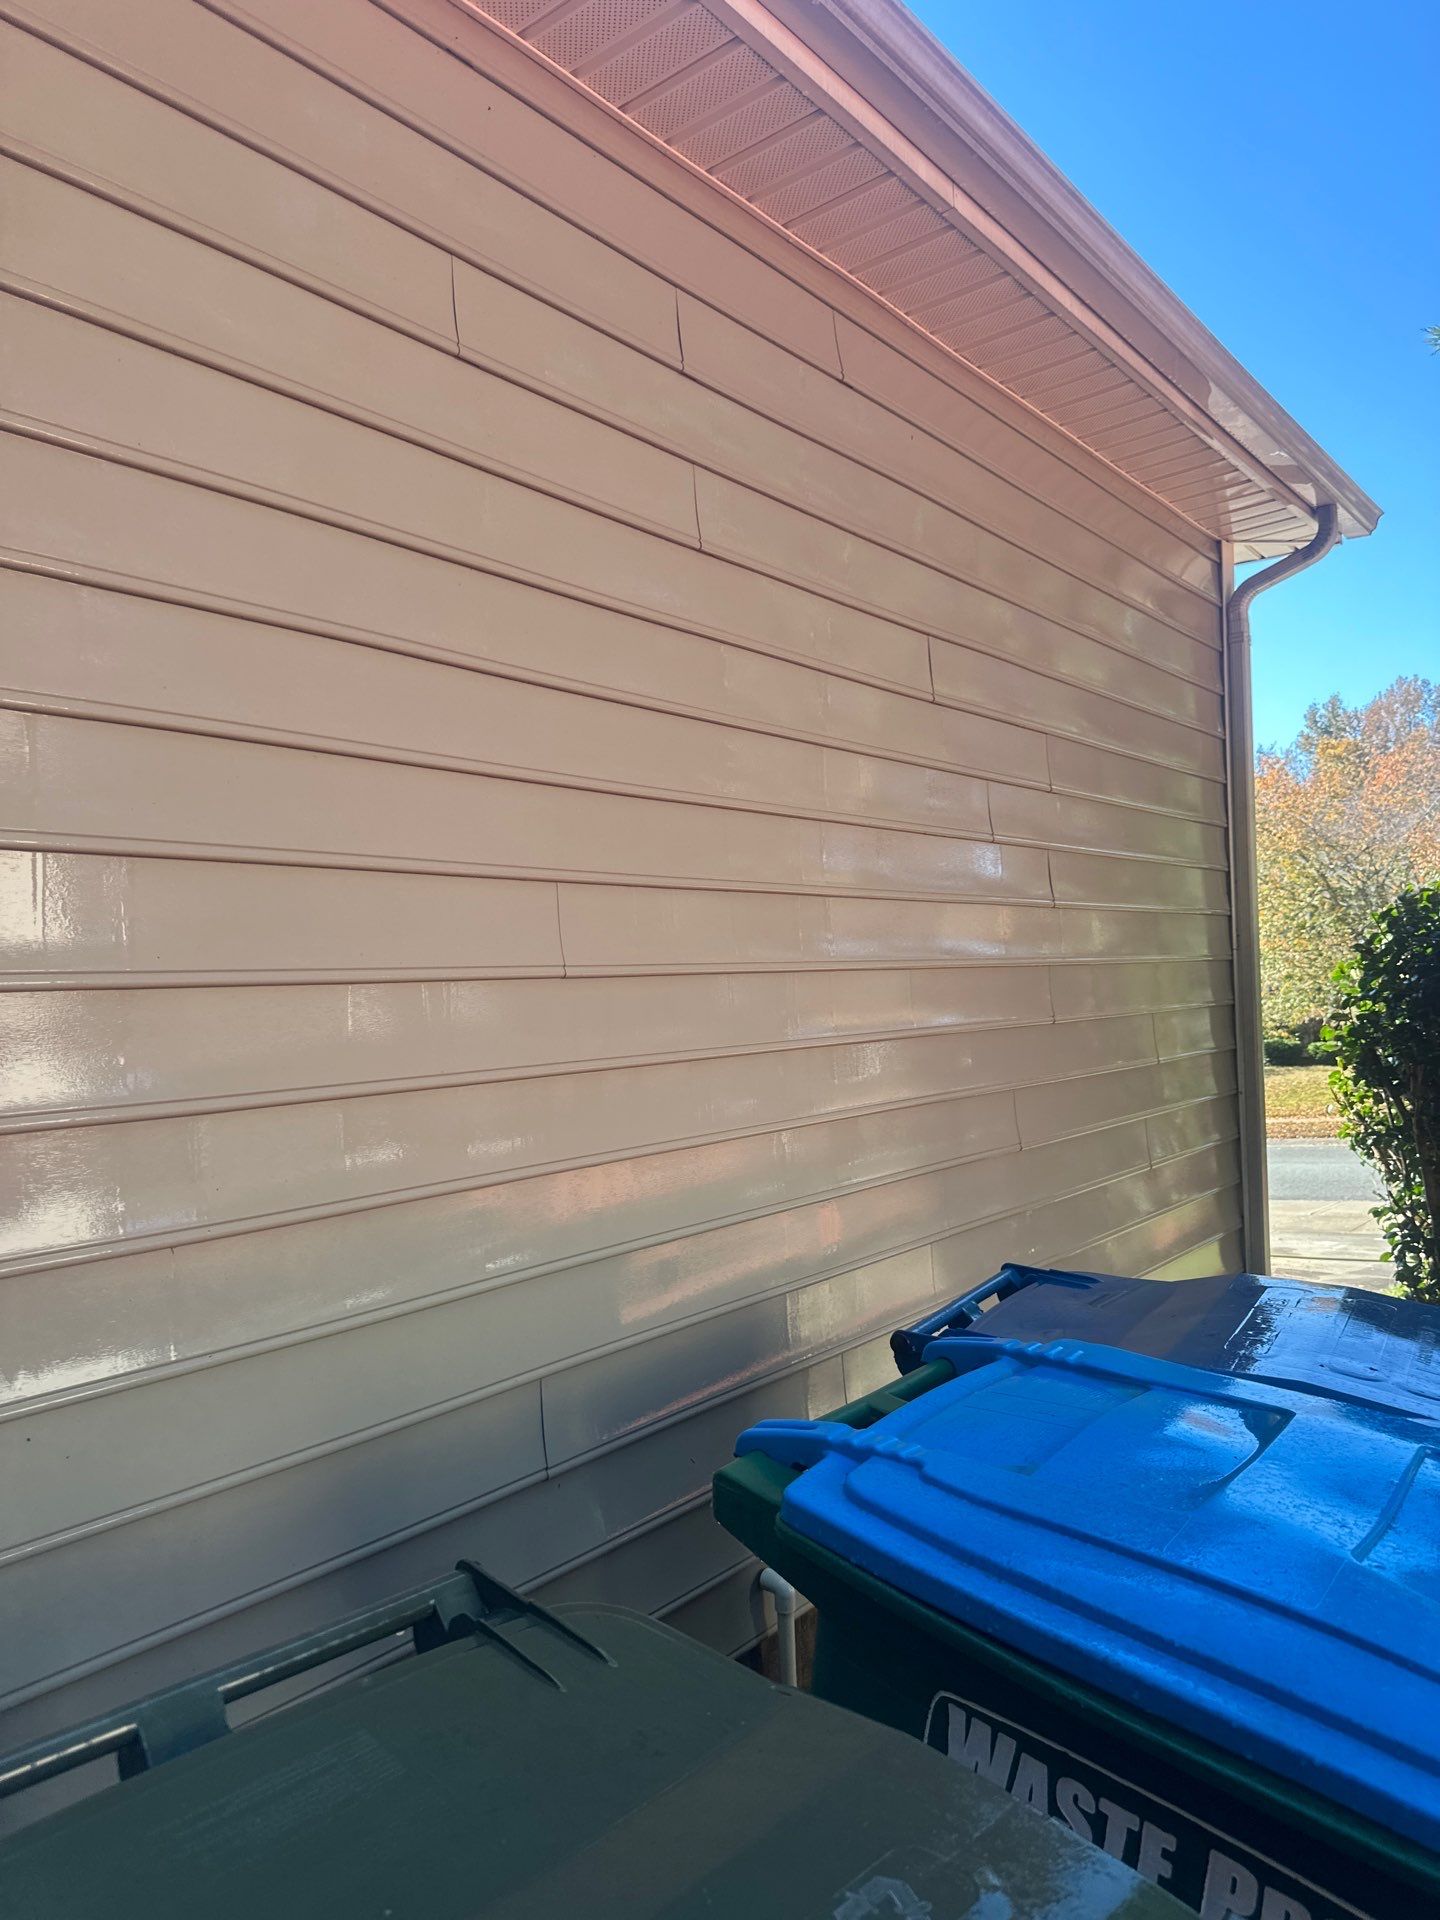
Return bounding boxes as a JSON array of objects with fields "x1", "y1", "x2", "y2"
[{"x1": 452, "y1": 0, "x2": 1378, "y2": 559}]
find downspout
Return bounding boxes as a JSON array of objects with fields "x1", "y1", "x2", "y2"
[{"x1": 1224, "y1": 503, "x2": 1341, "y2": 1273}]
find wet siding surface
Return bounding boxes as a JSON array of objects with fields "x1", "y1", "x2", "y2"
[{"x1": 0, "y1": 0, "x2": 1236, "y2": 1768}]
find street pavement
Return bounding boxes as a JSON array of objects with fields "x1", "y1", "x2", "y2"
[{"x1": 1267, "y1": 1137, "x2": 1392, "y2": 1291}]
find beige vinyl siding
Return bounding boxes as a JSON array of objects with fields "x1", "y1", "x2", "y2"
[{"x1": 0, "y1": 0, "x2": 1237, "y2": 1760}]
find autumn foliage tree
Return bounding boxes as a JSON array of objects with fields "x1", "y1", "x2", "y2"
[{"x1": 1255, "y1": 677, "x2": 1440, "y2": 1034}]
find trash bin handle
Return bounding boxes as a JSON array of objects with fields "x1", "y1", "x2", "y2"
[
  {"x1": 890, "y1": 1264, "x2": 1028, "y2": 1372},
  {"x1": 736, "y1": 1420, "x2": 929, "y2": 1472},
  {"x1": 0, "y1": 1561, "x2": 606, "y2": 1802},
  {"x1": 890, "y1": 1264, "x2": 1104, "y2": 1373}
]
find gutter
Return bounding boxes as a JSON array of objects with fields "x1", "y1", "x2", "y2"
[{"x1": 1223, "y1": 505, "x2": 1342, "y2": 1271}]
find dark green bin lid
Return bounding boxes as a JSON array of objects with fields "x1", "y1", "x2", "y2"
[{"x1": 0, "y1": 1580, "x2": 1186, "y2": 1919}]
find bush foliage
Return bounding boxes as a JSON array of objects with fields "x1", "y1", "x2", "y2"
[
  {"x1": 1327, "y1": 885, "x2": 1440, "y2": 1299},
  {"x1": 1263, "y1": 1036, "x2": 1309, "y2": 1065}
]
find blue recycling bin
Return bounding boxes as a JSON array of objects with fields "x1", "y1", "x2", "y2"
[
  {"x1": 723, "y1": 1335, "x2": 1440, "y2": 1919},
  {"x1": 891, "y1": 1263, "x2": 1440, "y2": 1422}
]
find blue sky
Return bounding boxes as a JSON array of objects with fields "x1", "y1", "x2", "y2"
[{"x1": 908, "y1": 0, "x2": 1439, "y2": 751}]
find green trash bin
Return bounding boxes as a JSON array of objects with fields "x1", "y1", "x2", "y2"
[
  {"x1": 714, "y1": 1345, "x2": 1440, "y2": 1920},
  {"x1": 0, "y1": 1557, "x2": 1189, "y2": 1919}
]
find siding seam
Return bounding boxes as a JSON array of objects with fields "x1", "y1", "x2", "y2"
[
  {"x1": 10, "y1": 0, "x2": 1216, "y2": 576},
  {"x1": 2, "y1": 956, "x2": 1235, "y2": 992},
  {"x1": 0, "y1": 145, "x2": 1218, "y2": 652},
  {"x1": 1, "y1": 1164, "x2": 1239, "y2": 1578},
  {"x1": 550, "y1": 883, "x2": 568, "y2": 978},
  {"x1": 0, "y1": 1077, "x2": 1235, "y2": 1283},
  {"x1": 4, "y1": 550, "x2": 1231, "y2": 808},
  {"x1": 0, "y1": 1003, "x2": 1209, "y2": 1133},
  {"x1": 0, "y1": 39, "x2": 1223, "y2": 654},
  {"x1": 0, "y1": 694, "x2": 1230, "y2": 865},
  {"x1": 1, "y1": 840, "x2": 1228, "y2": 916},
  {"x1": 323, "y1": 0, "x2": 1225, "y2": 565}
]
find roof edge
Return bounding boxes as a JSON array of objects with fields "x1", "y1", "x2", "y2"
[{"x1": 759, "y1": 0, "x2": 1380, "y2": 546}]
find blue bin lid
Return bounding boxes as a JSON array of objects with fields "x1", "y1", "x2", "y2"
[
  {"x1": 891, "y1": 1264, "x2": 1440, "y2": 1424},
  {"x1": 738, "y1": 1339, "x2": 1440, "y2": 1850}
]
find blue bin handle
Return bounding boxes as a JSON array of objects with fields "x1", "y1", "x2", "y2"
[
  {"x1": 890, "y1": 1263, "x2": 1032, "y2": 1373},
  {"x1": 735, "y1": 1419, "x2": 927, "y2": 1472},
  {"x1": 890, "y1": 1263, "x2": 1100, "y2": 1373}
]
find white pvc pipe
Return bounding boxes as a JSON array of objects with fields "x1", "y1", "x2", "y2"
[{"x1": 757, "y1": 1567, "x2": 802, "y2": 1687}]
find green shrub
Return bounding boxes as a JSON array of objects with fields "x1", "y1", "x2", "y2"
[
  {"x1": 1263, "y1": 1035, "x2": 1308, "y2": 1065},
  {"x1": 1306, "y1": 1040, "x2": 1339, "y2": 1065},
  {"x1": 1327, "y1": 884, "x2": 1440, "y2": 1300}
]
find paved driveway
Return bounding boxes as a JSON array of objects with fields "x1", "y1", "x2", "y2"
[{"x1": 1267, "y1": 1138, "x2": 1391, "y2": 1291}]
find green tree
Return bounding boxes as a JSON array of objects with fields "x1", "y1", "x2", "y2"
[
  {"x1": 1328, "y1": 886, "x2": 1440, "y2": 1298},
  {"x1": 1255, "y1": 677, "x2": 1440, "y2": 1032}
]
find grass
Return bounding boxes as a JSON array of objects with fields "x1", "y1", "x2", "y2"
[{"x1": 1265, "y1": 1063, "x2": 1342, "y2": 1135}]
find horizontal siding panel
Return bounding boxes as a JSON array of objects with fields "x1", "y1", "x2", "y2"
[
  {"x1": 0, "y1": 712, "x2": 1050, "y2": 901},
  {"x1": 1147, "y1": 1095, "x2": 1240, "y2": 1165},
  {"x1": 534, "y1": 1505, "x2": 749, "y2": 1623},
  {"x1": 0, "y1": 162, "x2": 692, "y2": 543},
  {"x1": 1, "y1": 1372, "x2": 544, "y2": 1707},
  {"x1": 540, "y1": 1248, "x2": 938, "y2": 1465},
  {"x1": 0, "y1": 1362, "x2": 836, "y2": 1714},
  {"x1": 1, "y1": 1095, "x2": 1031, "y2": 1402},
  {"x1": 0, "y1": 9, "x2": 681, "y2": 364},
  {"x1": 0, "y1": 291, "x2": 696, "y2": 553},
  {"x1": 2, "y1": 1251, "x2": 928, "y2": 1555},
  {"x1": 0, "y1": 453, "x2": 964, "y2": 771},
  {"x1": 0, "y1": 967, "x2": 1055, "y2": 1123},
  {"x1": 989, "y1": 786, "x2": 1227, "y2": 866},
  {"x1": 932, "y1": 637, "x2": 1224, "y2": 778},
  {"x1": 1050, "y1": 849, "x2": 1229, "y2": 913},
  {"x1": 843, "y1": 1333, "x2": 907, "y2": 1403},
  {"x1": 657, "y1": 1564, "x2": 767, "y2": 1653},
  {"x1": 8, "y1": 1115, "x2": 1169, "y2": 1546},
  {"x1": 0, "y1": 554, "x2": 1041, "y2": 799},
  {"x1": 1050, "y1": 959, "x2": 1232, "y2": 1019},
  {"x1": 1074, "y1": 1188, "x2": 1243, "y2": 1280},
  {"x1": 0, "y1": 851, "x2": 561, "y2": 984},
  {"x1": 475, "y1": 256, "x2": 1220, "y2": 669},
  {"x1": 1047, "y1": 736, "x2": 1226, "y2": 824},
  {"x1": 2, "y1": 0, "x2": 1243, "y2": 1724},
  {"x1": 369, "y1": 0, "x2": 1215, "y2": 587},
  {"x1": 1147, "y1": 1229, "x2": 1246, "y2": 1281},
  {"x1": 924, "y1": 1144, "x2": 1237, "y2": 1301},
  {"x1": 3, "y1": 574, "x2": 993, "y2": 839},
  {"x1": 200, "y1": 0, "x2": 840, "y2": 372},
  {"x1": 1154, "y1": 1003, "x2": 1237, "y2": 1058},
  {"x1": 2, "y1": 432, "x2": 934, "y2": 696},
  {"x1": 558, "y1": 886, "x2": 1065, "y2": 971},
  {"x1": 1059, "y1": 907, "x2": 1230, "y2": 961},
  {"x1": 833, "y1": 317, "x2": 1218, "y2": 586},
  {"x1": 0, "y1": 23, "x2": 457, "y2": 347},
  {"x1": 1016, "y1": 1053, "x2": 1237, "y2": 1146},
  {"x1": 680, "y1": 318, "x2": 1219, "y2": 667},
  {"x1": 677, "y1": 297, "x2": 1220, "y2": 650},
  {"x1": 698, "y1": 472, "x2": 1224, "y2": 726},
  {"x1": 0, "y1": 1020, "x2": 1156, "y2": 1269}
]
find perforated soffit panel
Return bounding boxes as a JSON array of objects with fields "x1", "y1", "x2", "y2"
[{"x1": 454, "y1": 0, "x2": 1377, "y2": 558}]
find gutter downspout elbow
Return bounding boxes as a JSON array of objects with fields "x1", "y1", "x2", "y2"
[{"x1": 1224, "y1": 504, "x2": 1342, "y2": 1273}]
